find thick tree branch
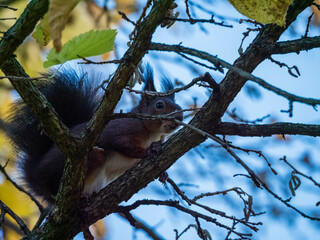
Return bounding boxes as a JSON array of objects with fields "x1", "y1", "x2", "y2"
[
  {"x1": 0, "y1": 0, "x2": 77, "y2": 155},
  {"x1": 268, "y1": 36, "x2": 320, "y2": 55},
  {"x1": 215, "y1": 122, "x2": 320, "y2": 137},
  {"x1": 1, "y1": 58, "x2": 78, "y2": 155},
  {"x1": 0, "y1": 0, "x2": 49, "y2": 68}
]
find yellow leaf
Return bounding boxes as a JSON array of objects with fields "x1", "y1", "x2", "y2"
[
  {"x1": 91, "y1": 219, "x2": 107, "y2": 239},
  {"x1": 228, "y1": 0, "x2": 294, "y2": 26},
  {"x1": 311, "y1": 0, "x2": 320, "y2": 27},
  {"x1": 48, "y1": 0, "x2": 81, "y2": 52}
]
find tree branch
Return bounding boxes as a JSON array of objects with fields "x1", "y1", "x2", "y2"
[
  {"x1": 1, "y1": 58, "x2": 78, "y2": 155},
  {"x1": 149, "y1": 42, "x2": 320, "y2": 109},
  {"x1": 118, "y1": 213, "x2": 165, "y2": 240},
  {"x1": 118, "y1": 200, "x2": 251, "y2": 238},
  {"x1": 0, "y1": 160, "x2": 44, "y2": 213},
  {"x1": 214, "y1": 122, "x2": 320, "y2": 137},
  {"x1": 0, "y1": 199, "x2": 32, "y2": 238},
  {"x1": 268, "y1": 36, "x2": 320, "y2": 55},
  {"x1": 0, "y1": 0, "x2": 49, "y2": 68},
  {"x1": 0, "y1": 0, "x2": 77, "y2": 155}
]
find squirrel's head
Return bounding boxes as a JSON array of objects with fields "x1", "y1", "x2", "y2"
[{"x1": 132, "y1": 66, "x2": 183, "y2": 135}]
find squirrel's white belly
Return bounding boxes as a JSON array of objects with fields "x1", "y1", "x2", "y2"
[
  {"x1": 104, "y1": 152, "x2": 140, "y2": 183},
  {"x1": 82, "y1": 152, "x2": 140, "y2": 195}
]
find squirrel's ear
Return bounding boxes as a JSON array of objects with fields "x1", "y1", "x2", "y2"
[
  {"x1": 161, "y1": 77, "x2": 175, "y2": 101},
  {"x1": 143, "y1": 65, "x2": 156, "y2": 92}
]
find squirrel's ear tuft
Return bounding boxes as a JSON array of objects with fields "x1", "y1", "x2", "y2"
[
  {"x1": 143, "y1": 64, "x2": 156, "y2": 92},
  {"x1": 161, "y1": 77, "x2": 175, "y2": 100}
]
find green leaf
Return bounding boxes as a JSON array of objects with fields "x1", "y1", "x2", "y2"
[
  {"x1": 43, "y1": 29, "x2": 117, "y2": 68},
  {"x1": 32, "y1": 13, "x2": 51, "y2": 46}
]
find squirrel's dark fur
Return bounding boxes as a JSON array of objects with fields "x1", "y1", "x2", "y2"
[{"x1": 5, "y1": 66, "x2": 182, "y2": 203}]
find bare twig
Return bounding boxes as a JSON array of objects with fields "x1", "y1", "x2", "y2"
[
  {"x1": 281, "y1": 100, "x2": 294, "y2": 117},
  {"x1": 175, "y1": 119, "x2": 261, "y2": 187},
  {"x1": 136, "y1": 0, "x2": 153, "y2": 25},
  {"x1": 0, "y1": 75, "x2": 47, "y2": 81},
  {"x1": 177, "y1": 52, "x2": 224, "y2": 72},
  {"x1": 304, "y1": 12, "x2": 314, "y2": 38},
  {"x1": 280, "y1": 156, "x2": 320, "y2": 188},
  {"x1": 185, "y1": 0, "x2": 192, "y2": 21},
  {"x1": 0, "y1": 160, "x2": 44, "y2": 212},
  {"x1": 238, "y1": 27, "x2": 261, "y2": 55},
  {"x1": 125, "y1": 72, "x2": 219, "y2": 97},
  {"x1": 118, "y1": 11, "x2": 136, "y2": 26},
  {"x1": 218, "y1": 140, "x2": 277, "y2": 175},
  {"x1": 268, "y1": 56, "x2": 300, "y2": 78},
  {"x1": 188, "y1": 1, "x2": 238, "y2": 22},
  {"x1": 195, "y1": 217, "x2": 206, "y2": 240},
  {"x1": 118, "y1": 199, "x2": 252, "y2": 238},
  {"x1": 167, "y1": 179, "x2": 261, "y2": 232},
  {"x1": 193, "y1": 187, "x2": 247, "y2": 201},
  {"x1": 0, "y1": 5, "x2": 17, "y2": 11},
  {"x1": 128, "y1": 0, "x2": 153, "y2": 40},
  {"x1": 174, "y1": 224, "x2": 196, "y2": 240},
  {"x1": 227, "y1": 109, "x2": 270, "y2": 124},
  {"x1": 224, "y1": 220, "x2": 237, "y2": 240},
  {"x1": 0, "y1": 17, "x2": 16, "y2": 21},
  {"x1": 0, "y1": 200, "x2": 32, "y2": 238},
  {"x1": 165, "y1": 16, "x2": 232, "y2": 28},
  {"x1": 78, "y1": 56, "x2": 122, "y2": 65},
  {"x1": 118, "y1": 212, "x2": 164, "y2": 240}
]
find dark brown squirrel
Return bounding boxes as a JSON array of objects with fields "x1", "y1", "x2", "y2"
[{"x1": 5, "y1": 66, "x2": 183, "y2": 203}]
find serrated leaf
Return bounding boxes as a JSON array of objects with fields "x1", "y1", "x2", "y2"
[
  {"x1": 32, "y1": 13, "x2": 51, "y2": 46},
  {"x1": 228, "y1": 0, "x2": 294, "y2": 27},
  {"x1": 49, "y1": 0, "x2": 81, "y2": 52},
  {"x1": 43, "y1": 29, "x2": 117, "y2": 68}
]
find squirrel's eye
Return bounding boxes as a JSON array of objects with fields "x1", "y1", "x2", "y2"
[{"x1": 155, "y1": 101, "x2": 164, "y2": 109}]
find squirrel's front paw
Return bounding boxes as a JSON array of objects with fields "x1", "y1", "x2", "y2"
[{"x1": 87, "y1": 146, "x2": 106, "y2": 175}]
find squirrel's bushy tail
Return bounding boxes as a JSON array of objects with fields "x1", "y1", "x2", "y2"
[{"x1": 5, "y1": 68, "x2": 101, "y2": 194}]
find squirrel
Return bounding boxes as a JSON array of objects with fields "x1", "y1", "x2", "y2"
[{"x1": 5, "y1": 66, "x2": 183, "y2": 203}]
